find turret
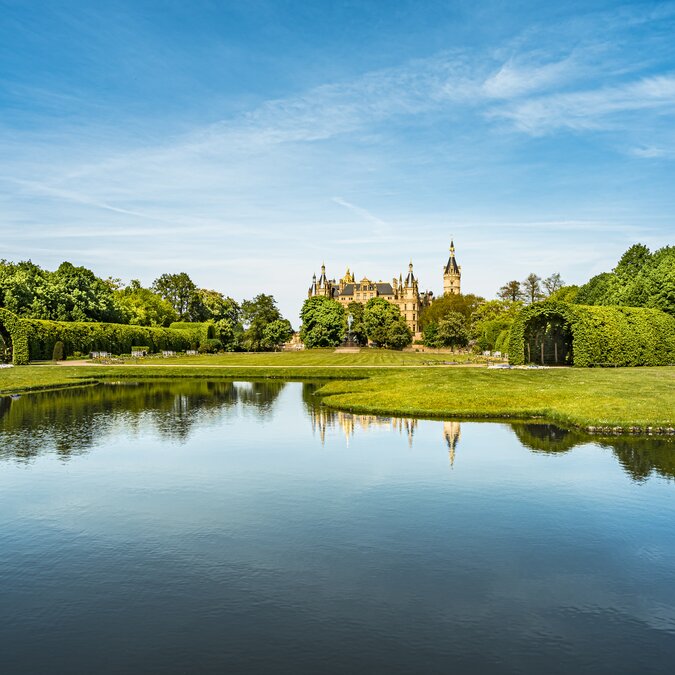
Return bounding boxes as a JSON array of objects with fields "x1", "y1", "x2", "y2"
[
  {"x1": 443, "y1": 240, "x2": 461, "y2": 295},
  {"x1": 405, "y1": 261, "x2": 415, "y2": 288}
]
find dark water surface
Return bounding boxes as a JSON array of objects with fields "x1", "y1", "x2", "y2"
[{"x1": 1, "y1": 380, "x2": 674, "y2": 674}]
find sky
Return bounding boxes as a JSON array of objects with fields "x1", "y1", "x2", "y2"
[{"x1": 1, "y1": 0, "x2": 674, "y2": 322}]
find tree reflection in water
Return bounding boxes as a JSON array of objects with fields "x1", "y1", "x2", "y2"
[
  {"x1": 0, "y1": 381, "x2": 672, "y2": 482},
  {"x1": 512, "y1": 422, "x2": 675, "y2": 482},
  {"x1": 0, "y1": 380, "x2": 285, "y2": 462}
]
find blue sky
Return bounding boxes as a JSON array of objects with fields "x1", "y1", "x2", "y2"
[{"x1": 1, "y1": 0, "x2": 674, "y2": 321}]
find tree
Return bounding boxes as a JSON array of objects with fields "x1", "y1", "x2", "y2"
[
  {"x1": 192, "y1": 289, "x2": 240, "y2": 323},
  {"x1": 386, "y1": 319, "x2": 413, "y2": 350},
  {"x1": 241, "y1": 294, "x2": 284, "y2": 351},
  {"x1": 419, "y1": 293, "x2": 484, "y2": 329},
  {"x1": 574, "y1": 244, "x2": 674, "y2": 315},
  {"x1": 498, "y1": 280, "x2": 523, "y2": 302},
  {"x1": 46, "y1": 262, "x2": 124, "y2": 323},
  {"x1": 300, "y1": 296, "x2": 345, "y2": 348},
  {"x1": 214, "y1": 318, "x2": 242, "y2": 351},
  {"x1": 346, "y1": 301, "x2": 368, "y2": 346},
  {"x1": 543, "y1": 273, "x2": 564, "y2": 296},
  {"x1": 422, "y1": 322, "x2": 441, "y2": 348},
  {"x1": 614, "y1": 243, "x2": 652, "y2": 280},
  {"x1": 115, "y1": 281, "x2": 179, "y2": 326},
  {"x1": 547, "y1": 285, "x2": 579, "y2": 303},
  {"x1": 152, "y1": 273, "x2": 197, "y2": 320},
  {"x1": 436, "y1": 312, "x2": 470, "y2": 349},
  {"x1": 363, "y1": 298, "x2": 411, "y2": 349},
  {"x1": 575, "y1": 272, "x2": 613, "y2": 305},
  {"x1": 521, "y1": 273, "x2": 543, "y2": 304},
  {"x1": 261, "y1": 319, "x2": 294, "y2": 351}
]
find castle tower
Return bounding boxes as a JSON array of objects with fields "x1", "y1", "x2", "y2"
[
  {"x1": 309, "y1": 263, "x2": 334, "y2": 298},
  {"x1": 443, "y1": 240, "x2": 461, "y2": 295}
]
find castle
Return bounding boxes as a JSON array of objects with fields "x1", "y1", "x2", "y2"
[{"x1": 308, "y1": 241, "x2": 461, "y2": 336}]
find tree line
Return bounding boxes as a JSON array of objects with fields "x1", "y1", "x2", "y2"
[
  {"x1": 422, "y1": 243, "x2": 674, "y2": 352},
  {"x1": 2, "y1": 243, "x2": 671, "y2": 355},
  {"x1": 0, "y1": 262, "x2": 292, "y2": 352}
]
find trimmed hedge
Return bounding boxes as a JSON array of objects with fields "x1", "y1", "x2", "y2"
[
  {"x1": 508, "y1": 301, "x2": 675, "y2": 367},
  {"x1": 0, "y1": 308, "x2": 30, "y2": 365},
  {"x1": 0, "y1": 308, "x2": 194, "y2": 362},
  {"x1": 169, "y1": 321, "x2": 216, "y2": 346}
]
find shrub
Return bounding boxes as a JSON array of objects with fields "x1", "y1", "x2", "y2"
[
  {"x1": 508, "y1": 301, "x2": 675, "y2": 367},
  {"x1": 0, "y1": 308, "x2": 30, "y2": 365},
  {"x1": 52, "y1": 341, "x2": 64, "y2": 361},
  {"x1": 198, "y1": 338, "x2": 222, "y2": 354}
]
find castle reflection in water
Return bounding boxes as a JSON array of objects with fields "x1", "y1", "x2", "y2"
[{"x1": 307, "y1": 405, "x2": 461, "y2": 466}]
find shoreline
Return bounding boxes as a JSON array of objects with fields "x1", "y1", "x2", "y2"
[{"x1": 1, "y1": 361, "x2": 673, "y2": 435}]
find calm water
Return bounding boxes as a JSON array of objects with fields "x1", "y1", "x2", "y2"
[{"x1": 1, "y1": 380, "x2": 674, "y2": 674}]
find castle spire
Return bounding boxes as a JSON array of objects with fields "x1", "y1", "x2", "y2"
[
  {"x1": 443, "y1": 240, "x2": 461, "y2": 295},
  {"x1": 405, "y1": 260, "x2": 415, "y2": 287}
]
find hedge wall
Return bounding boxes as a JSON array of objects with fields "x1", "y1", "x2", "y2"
[
  {"x1": 508, "y1": 301, "x2": 675, "y2": 367},
  {"x1": 23, "y1": 318, "x2": 196, "y2": 360},
  {"x1": 169, "y1": 321, "x2": 216, "y2": 345},
  {"x1": 0, "y1": 308, "x2": 30, "y2": 365},
  {"x1": 0, "y1": 308, "x2": 195, "y2": 362}
]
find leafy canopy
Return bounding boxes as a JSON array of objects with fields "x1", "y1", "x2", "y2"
[{"x1": 300, "y1": 296, "x2": 345, "y2": 348}]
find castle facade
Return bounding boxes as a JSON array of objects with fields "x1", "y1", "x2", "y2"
[{"x1": 308, "y1": 241, "x2": 461, "y2": 336}]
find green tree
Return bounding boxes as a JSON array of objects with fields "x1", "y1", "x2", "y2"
[
  {"x1": 363, "y1": 297, "x2": 411, "y2": 349},
  {"x1": 575, "y1": 272, "x2": 613, "y2": 305},
  {"x1": 346, "y1": 301, "x2": 368, "y2": 346},
  {"x1": 300, "y1": 296, "x2": 346, "y2": 348},
  {"x1": 0, "y1": 259, "x2": 47, "y2": 316},
  {"x1": 614, "y1": 243, "x2": 652, "y2": 281},
  {"x1": 547, "y1": 285, "x2": 579, "y2": 303},
  {"x1": 198, "y1": 290, "x2": 240, "y2": 323},
  {"x1": 419, "y1": 293, "x2": 484, "y2": 328},
  {"x1": 214, "y1": 318, "x2": 242, "y2": 351},
  {"x1": 261, "y1": 319, "x2": 294, "y2": 351},
  {"x1": 386, "y1": 319, "x2": 413, "y2": 350},
  {"x1": 422, "y1": 322, "x2": 441, "y2": 348},
  {"x1": 116, "y1": 281, "x2": 179, "y2": 326},
  {"x1": 498, "y1": 280, "x2": 524, "y2": 302},
  {"x1": 241, "y1": 294, "x2": 285, "y2": 351},
  {"x1": 47, "y1": 262, "x2": 124, "y2": 323},
  {"x1": 437, "y1": 312, "x2": 470, "y2": 349},
  {"x1": 152, "y1": 272, "x2": 197, "y2": 320},
  {"x1": 646, "y1": 247, "x2": 675, "y2": 316}
]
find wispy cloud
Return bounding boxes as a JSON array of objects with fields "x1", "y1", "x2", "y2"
[
  {"x1": 331, "y1": 197, "x2": 387, "y2": 227},
  {"x1": 490, "y1": 74, "x2": 675, "y2": 134}
]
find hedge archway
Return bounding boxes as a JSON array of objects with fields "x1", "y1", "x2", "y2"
[
  {"x1": 508, "y1": 301, "x2": 675, "y2": 367},
  {"x1": 0, "y1": 308, "x2": 30, "y2": 365}
]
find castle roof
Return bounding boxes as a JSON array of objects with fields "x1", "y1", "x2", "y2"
[
  {"x1": 444, "y1": 240, "x2": 459, "y2": 275},
  {"x1": 337, "y1": 282, "x2": 394, "y2": 297}
]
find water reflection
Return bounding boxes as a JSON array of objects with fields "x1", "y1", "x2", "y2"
[
  {"x1": 0, "y1": 380, "x2": 672, "y2": 481},
  {"x1": 305, "y1": 396, "x2": 461, "y2": 466},
  {"x1": 0, "y1": 380, "x2": 285, "y2": 461}
]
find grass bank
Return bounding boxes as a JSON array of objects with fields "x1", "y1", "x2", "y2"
[
  {"x1": 315, "y1": 367, "x2": 675, "y2": 433},
  {"x1": 1, "y1": 357, "x2": 673, "y2": 433}
]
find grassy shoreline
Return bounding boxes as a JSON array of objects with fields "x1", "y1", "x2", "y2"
[{"x1": 1, "y1": 356, "x2": 673, "y2": 434}]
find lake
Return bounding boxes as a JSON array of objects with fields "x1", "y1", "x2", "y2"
[{"x1": 1, "y1": 380, "x2": 674, "y2": 674}]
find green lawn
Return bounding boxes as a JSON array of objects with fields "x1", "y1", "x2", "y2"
[
  {"x1": 90, "y1": 348, "x2": 481, "y2": 366},
  {"x1": 1, "y1": 356, "x2": 673, "y2": 432},
  {"x1": 316, "y1": 367, "x2": 675, "y2": 431}
]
